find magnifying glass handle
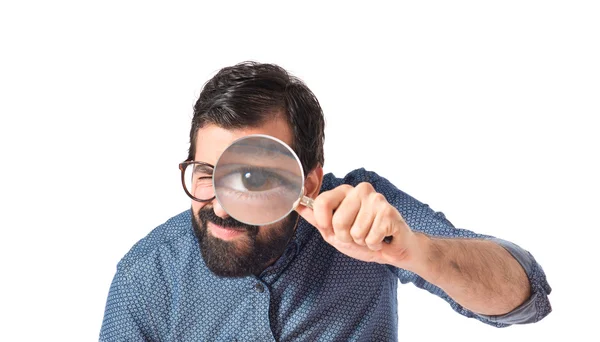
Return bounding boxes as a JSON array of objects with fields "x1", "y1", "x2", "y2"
[
  {"x1": 298, "y1": 195, "x2": 393, "y2": 244},
  {"x1": 299, "y1": 195, "x2": 315, "y2": 209}
]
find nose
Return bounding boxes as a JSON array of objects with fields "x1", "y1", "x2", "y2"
[{"x1": 212, "y1": 199, "x2": 229, "y2": 218}]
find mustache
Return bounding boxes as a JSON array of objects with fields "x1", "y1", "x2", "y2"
[{"x1": 198, "y1": 205, "x2": 259, "y2": 231}]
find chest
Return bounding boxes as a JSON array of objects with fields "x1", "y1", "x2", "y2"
[{"x1": 148, "y1": 243, "x2": 398, "y2": 341}]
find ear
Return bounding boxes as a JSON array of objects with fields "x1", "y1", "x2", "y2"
[{"x1": 304, "y1": 165, "x2": 324, "y2": 199}]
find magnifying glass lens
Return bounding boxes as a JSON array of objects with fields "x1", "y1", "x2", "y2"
[{"x1": 213, "y1": 135, "x2": 305, "y2": 226}]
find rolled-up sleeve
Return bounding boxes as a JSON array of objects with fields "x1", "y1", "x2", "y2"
[{"x1": 473, "y1": 238, "x2": 552, "y2": 325}]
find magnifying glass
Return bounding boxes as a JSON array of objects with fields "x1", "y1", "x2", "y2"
[
  {"x1": 212, "y1": 134, "x2": 393, "y2": 243},
  {"x1": 212, "y1": 134, "x2": 313, "y2": 226}
]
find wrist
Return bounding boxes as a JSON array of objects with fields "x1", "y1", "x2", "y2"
[{"x1": 397, "y1": 232, "x2": 439, "y2": 281}]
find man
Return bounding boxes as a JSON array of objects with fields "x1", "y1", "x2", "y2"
[{"x1": 99, "y1": 61, "x2": 552, "y2": 341}]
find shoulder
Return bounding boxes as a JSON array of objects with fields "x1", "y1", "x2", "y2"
[
  {"x1": 115, "y1": 209, "x2": 196, "y2": 273},
  {"x1": 321, "y1": 167, "x2": 399, "y2": 194}
]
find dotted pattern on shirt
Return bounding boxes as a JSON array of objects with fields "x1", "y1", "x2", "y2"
[{"x1": 99, "y1": 168, "x2": 552, "y2": 341}]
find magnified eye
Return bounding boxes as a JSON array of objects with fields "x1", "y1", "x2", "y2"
[
  {"x1": 241, "y1": 169, "x2": 277, "y2": 191},
  {"x1": 222, "y1": 167, "x2": 290, "y2": 193}
]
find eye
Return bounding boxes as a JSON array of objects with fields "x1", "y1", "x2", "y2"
[
  {"x1": 194, "y1": 175, "x2": 212, "y2": 186},
  {"x1": 191, "y1": 166, "x2": 213, "y2": 188},
  {"x1": 221, "y1": 167, "x2": 291, "y2": 193},
  {"x1": 239, "y1": 169, "x2": 278, "y2": 191}
]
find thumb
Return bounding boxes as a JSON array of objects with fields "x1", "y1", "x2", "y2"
[
  {"x1": 295, "y1": 202, "x2": 334, "y2": 241},
  {"x1": 295, "y1": 204, "x2": 317, "y2": 228}
]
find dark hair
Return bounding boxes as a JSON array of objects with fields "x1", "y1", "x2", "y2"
[{"x1": 188, "y1": 61, "x2": 325, "y2": 174}]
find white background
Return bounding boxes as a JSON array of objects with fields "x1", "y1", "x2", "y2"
[{"x1": 1, "y1": 1, "x2": 598, "y2": 341}]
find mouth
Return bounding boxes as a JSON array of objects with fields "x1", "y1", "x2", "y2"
[{"x1": 207, "y1": 222, "x2": 247, "y2": 240}]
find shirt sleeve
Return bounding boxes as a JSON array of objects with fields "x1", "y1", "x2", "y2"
[
  {"x1": 343, "y1": 168, "x2": 552, "y2": 327},
  {"x1": 99, "y1": 268, "x2": 156, "y2": 341}
]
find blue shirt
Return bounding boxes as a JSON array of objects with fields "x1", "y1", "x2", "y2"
[{"x1": 99, "y1": 168, "x2": 552, "y2": 341}]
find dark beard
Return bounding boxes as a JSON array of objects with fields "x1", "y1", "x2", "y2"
[{"x1": 191, "y1": 205, "x2": 298, "y2": 277}]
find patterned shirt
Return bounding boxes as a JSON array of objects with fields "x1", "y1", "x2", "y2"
[{"x1": 99, "y1": 168, "x2": 552, "y2": 341}]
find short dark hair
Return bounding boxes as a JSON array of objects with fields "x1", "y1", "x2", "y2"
[{"x1": 188, "y1": 61, "x2": 325, "y2": 174}]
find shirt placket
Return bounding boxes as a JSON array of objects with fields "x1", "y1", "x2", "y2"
[{"x1": 249, "y1": 277, "x2": 277, "y2": 342}]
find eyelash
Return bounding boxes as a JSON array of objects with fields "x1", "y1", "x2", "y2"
[
  {"x1": 227, "y1": 187, "x2": 286, "y2": 201},
  {"x1": 219, "y1": 167, "x2": 294, "y2": 197}
]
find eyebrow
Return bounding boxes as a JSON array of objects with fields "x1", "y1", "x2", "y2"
[
  {"x1": 227, "y1": 141, "x2": 294, "y2": 159},
  {"x1": 193, "y1": 164, "x2": 214, "y2": 174}
]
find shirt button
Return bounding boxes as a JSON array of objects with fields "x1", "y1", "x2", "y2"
[{"x1": 254, "y1": 283, "x2": 265, "y2": 293}]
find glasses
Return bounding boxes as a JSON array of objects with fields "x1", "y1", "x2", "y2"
[{"x1": 179, "y1": 161, "x2": 216, "y2": 202}]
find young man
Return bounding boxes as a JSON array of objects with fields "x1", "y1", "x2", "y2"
[{"x1": 99, "y1": 62, "x2": 552, "y2": 341}]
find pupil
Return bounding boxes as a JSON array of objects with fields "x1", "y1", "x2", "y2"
[{"x1": 242, "y1": 171, "x2": 269, "y2": 190}]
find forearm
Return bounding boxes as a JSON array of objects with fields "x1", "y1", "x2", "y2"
[{"x1": 406, "y1": 233, "x2": 531, "y2": 316}]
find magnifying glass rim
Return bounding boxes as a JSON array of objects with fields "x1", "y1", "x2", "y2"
[{"x1": 212, "y1": 133, "x2": 306, "y2": 226}]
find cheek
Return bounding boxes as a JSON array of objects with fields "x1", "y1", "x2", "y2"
[
  {"x1": 257, "y1": 221, "x2": 286, "y2": 240},
  {"x1": 255, "y1": 227, "x2": 274, "y2": 243},
  {"x1": 191, "y1": 200, "x2": 208, "y2": 214}
]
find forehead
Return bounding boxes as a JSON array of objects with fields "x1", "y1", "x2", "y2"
[{"x1": 194, "y1": 118, "x2": 294, "y2": 164}]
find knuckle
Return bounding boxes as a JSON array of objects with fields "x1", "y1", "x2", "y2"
[
  {"x1": 370, "y1": 192, "x2": 386, "y2": 203},
  {"x1": 383, "y1": 205, "x2": 398, "y2": 217},
  {"x1": 331, "y1": 215, "x2": 349, "y2": 230},
  {"x1": 350, "y1": 227, "x2": 365, "y2": 239},
  {"x1": 365, "y1": 240, "x2": 381, "y2": 250},
  {"x1": 356, "y1": 182, "x2": 374, "y2": 193},
  {"x1": 314, "y1": 196, "x2": 333, "y2": 212},
  {"x1": 334, "y1": 228, "x2": 353, "y2": 241},
  {"x1": 338, "y1": 184, "x2": 354, "y2": 192},
  {"x1": 365, "y1": 234, "x2": 378, "y2": 246}
]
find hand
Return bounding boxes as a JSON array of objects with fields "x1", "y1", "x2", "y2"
[{"x1": 296, "y1": 182, "x2": 421, "y2": 267}]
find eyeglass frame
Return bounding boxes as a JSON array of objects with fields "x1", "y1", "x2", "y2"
[{"x1": 178, "y1": 160, "x2": 216, "y2": 202}]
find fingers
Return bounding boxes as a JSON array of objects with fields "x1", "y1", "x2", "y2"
[
  {"x1": 331, "y1": 188, "x2": 362, "y2": 243},
  {"x1": 295, "y1": 203, "x2": 317, "y2": 228},
  {"x1": 349, "y1": 191, "x2": 382, "y2": 245},
  {"x1": 311, "y1": 184, "x2": 353, "y2": 240},
  {"x1": 366, "y1": 206, "x2": 397, "y2": 251},
  {"x1": 326, "y1": 182, "x2": 379, "y2": 245},
  {"x1": 306, "y1": 182, "x2": 399, "y2": 251}
]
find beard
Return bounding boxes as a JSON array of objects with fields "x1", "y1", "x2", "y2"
[{"x1": 191, "y1": 205, "x2": 298, "y2": 277}]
